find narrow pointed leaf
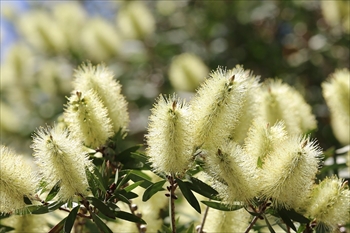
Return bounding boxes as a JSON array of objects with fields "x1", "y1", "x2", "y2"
[
  {"x1": 92, "y1": 213, "x2": 113, "y2": 233},
  {"x1": 23, "y1": 195, "x2": 32, "y2": 205},
  {"x1": 48, "y1": 201, "x2": 65, "y2": 212},
  {"x1": 186, "y1": 223, "x2": 195, "y2": 233},
  {"x1": 64, "y1": 205, "x2": 80, "y2": 233},
  {"x1": 201, "y1": 200, "x2": 243, "y2": 211},
  {"x1": 142, "y1": 180, "x2": 166, "y2": 202},
  {"x1": 45, "y1": 180, "x2": 61, "y2": 202},
  {"x1": 185, "y1": 176, "x2": 218, "y2": 199},
  {"x1": 0, "y1": 225, "x2": 15, "y2": 232},
  {"x1": 117, "y1": 145, "x2": 142, "y2": 161},
  {"x1": 124, "y1": 181, "x2": 144, "y2": 192},
  {"x1": 277, "y1": 208, "x2": 297, "y2": 231},
  {"x1": 114, "y1": 169, "x2": 119, "y2": 184},
  {"x1": 87, "y1": 197, "x2": 115, "y2": 219},
  {"x1": 115, "y1": 211, "x2": 146, "y2": 224},
  {"x1": 263, "y1": 214, "x2": 276, "y2": 233},
  {"x1": 279, "y1": 208, "x2": 310, "y2": 223},
  {"x1": 176, "y1": 178, "x2": 201, "y2": 214},
  {"x1": 48, "y1": 217, "x2": 66, "y2": 233}
]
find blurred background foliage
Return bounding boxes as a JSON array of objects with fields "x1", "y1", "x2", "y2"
[{"x1": 0, "y1": 0, "x2": 349, "y2": 163}]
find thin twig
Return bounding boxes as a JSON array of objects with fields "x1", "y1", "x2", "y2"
[
  {"x1": 244, "y1": 200, "x2": 269, "y2": 233},
  {"x1": 167, "y1": 175, "x2": 177, "y2": 233},
  {"x1": 198, "y1": 204, "x2": 210, "y2": 233},
  {"x1": 244, "y1": 215, "x2": 259, "y2": 233},
  {"x1": 128, "y1": 203, "x2": 142, "y2": 233}
]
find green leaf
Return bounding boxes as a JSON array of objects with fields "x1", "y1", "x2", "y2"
[
  {"x1": 114, "y1": 169, "x2": 119, "y2": 184},
  {"x1": 64, "y1": 205, "x2": 80, "y2": 233},
  {"x1": 119, "y1": 190, "x2": 138, "y2": 200},
  {"x1": 113, "y1": 193, "x2": 131, "y2": 204},
  {"x1": 129, "y1": 171, "x2": 153, "y2": 189},
  {"x1": 48, "y1": 217, "x2": 66, "y2": 233},
  {"x1": 25, "y1": 205, "x2": 49, "y2": 214},
  {"x1": 116, "y1": 171, "x2": 131, "y2": 190},
  {"x1": 201, "y1": 201, "x2": 243, "y2": 211},
  {"x1": 23, "y1": 195, "x2": 32, "y2": 205},
  {"x1": 0, "y1": 225, "x2": 15, "y2": 233},
  {"x1": 124, "y1": 181, "x2": 144, "y2": 192},
  {"x1": 278, "y1": 208, "x2": 310, "y2": 224},
  {"x1": 92, "y1": 213, "x2": 113, "y2": 233},
  {"x1": 48, "y1": 201, "x2": 65, "y2": 212},
  {"x1": 142, "y1": 180, "x2": 166, "y2": 202},
  {"x1": 176, "y1": 178, "x2": 201, "y2": 214},
  {"x1": 87, "y1": 197, "x2": 115, "y2": 219},
  {"x1": 185, "y1": 176, "x2": 218, "y2": 199},
  {"x1": 277, "y1": 208, "x2": 296, "y2": 231},
  {"x1": 160, "y1": 225, "x2": 172, "y2": 233},
  {"x1": 85, "y1": 166, "x2": 106, "y2": 198},
  {"x1": 263, "y1": 214, "x2": 276, "y2": 233},
  {"x1": 91, "y1": 165, "x2": 107, "y2": 192},
  {"x1": 0, "y1": 213, "x2": 11, "y2": 219},
  {"x1": 115, "y1": 210, "x2": 146, "y2": 224},
  {"x1": 117, "y1": 145, "x2": 142, "y2": 161},
  {"x1": 297, "y1": 224, "x2": 307, "y2": 233},
  {"x1": 186, "y1": 223, "x2": 195, "y2": 233},
  {"x1": 45, "y1": 180, "x2": 61, "y2": 202}
]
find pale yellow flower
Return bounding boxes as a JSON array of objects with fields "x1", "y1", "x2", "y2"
[
  {"x1": 146, "y1": 94, "x2": 193, "y2": 175},
  {"x1": 305, "y1": 176, "x2": 350, "y2": 231},
  {"x1": 116, "y1": 2, "x2": 155, "y2": 39},
  {"x1": 168, "y1": 53, "x2": 208, "y2": 92},
  {"x1": 204, "y1": 208, "x2": 251, "y2": 233},
  {"x1": 322, "y1": 68, "x2": 350, "y2": 145},
  {"x1": 259, "y1": 79, "x2": 317, "y2": 135},
  {"x1": 190, "y1": 66, "x2": 257, "y2": 150},
  {"x1": 205, "y1": 141, "x2": 257, "y2": 203},
  {"x1": 73, "y1": 63, "x2": 129, "y2": 135},
  {"x1": 0, "y1": 146, "x2": 36, "y2": 214},
  {"x1": 64, "y1": 90, "x2": 114, "y2": 148},
  {"x1": 262, "y1": 136, "x2": 322, "y2": 209},
  {"x1": 31, "y1": 126, "x2": 91, "y2": 201}
]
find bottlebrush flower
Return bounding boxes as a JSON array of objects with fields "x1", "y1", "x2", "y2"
[
  {"x1": 322, "y1": 68, "x2": 350, "y2": 145},
  {"x1": 73, "y1": 63, "x2": 129, "y2": 135},
  {"x1": 190, "y1": 66, "x2": 256, "y2": 150},
  {"x1": 305, "y1": 177, "x2": 350, "y2": 231},
  {"x1": 229, "y1": 68, "x2": 260, "y2": 144},
  {"x1": 261, "y1": 136, "x2": 322, "y2": 209},
  {"x1": 0, "y1": 146, "x2": 36, "y2": 214},
  {"x1": 168, "y1": 53, "x2": 208, "y2": 92},
  {"x1": 205, "y1": 208, "x2": 251, "y2": 233},
  {"x1": 259, "y1": 79, "x2": 317, "y2": 135},
  {"x1": 64, "y1": 90, "x2": 114, "y2": 148},
  {"x1": 204, "y1": 141, "x2": 257, "y2": 203},
  {"x1": 244, "y1": 118, "x2": 287, "y2": 166},
  {"x1": 146, "y1": 94, "x2": 193, "y2": 175},
  {"x1": 31, "y1": 125, "x2": 91, "y2": 201}
]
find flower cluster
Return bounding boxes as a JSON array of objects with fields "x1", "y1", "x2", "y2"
[
  {"x1": 146, "y1": 65, "x2": 348, "y2": 229},
  {"x1": 65, "y1": 63, "x2": 130, "y2": 148}
]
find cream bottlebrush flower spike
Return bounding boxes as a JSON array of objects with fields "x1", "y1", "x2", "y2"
[
  {"x1": 229, "y1": 67, "x2": 260, "y2": 144},
  {"x1": 205, "y1": 141, "x2": 257, "y2": 204},
  {"x1": 305, "y1": 176, "x2": 350, "y2": 231},
  {"x1": 259, "y1": 79, "x2": 317, "y2": 135},
  {"x1": 205, "y1": 208, "x2": 251, "y2": 233},
  {"x1": 190, "y1": 66, "x2": 255, "y2": 150},
  {"x1": 65, "y1": 90, "x2": 114, "y2": 148},
  {"x1": 73, "y1": 63, "x2": 129, "y2": 135},
  {"x1": 244, "y1": 118, "x2": 287, "y2": 167},
  {"x1": 146, "y1": 94, "x2": 193, "y2": 175},
  {"x1": 322, "y1": 68, "x2": 350, "y2": 145},
  {"x1": 261, "y1": 136, "x2": 322, "y2": 209},
  {"x1": 31, "y1": 125, "x2": 91, "y2": 201},
  {"x1": 0, "y1": 146, "x2": 36, "y2": 214}
]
